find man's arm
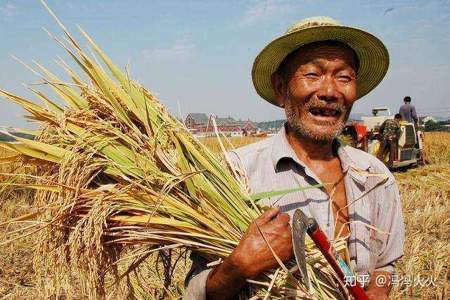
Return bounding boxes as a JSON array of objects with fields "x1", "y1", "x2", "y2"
[
  {"x1": 379, "y1": 121, "x2": 386, "y2": 136},
  {"x1": 204, "y1": 255, "x2": 247, "y2": 299},
  {"x1": 206, "y1": 207, "x2": 292, "y2": 299},
  {"x1": 184, "y1": 253, "x2": 213, "y2": 300},
  {"x1": 184, "y1": 207, "x2": 292, "y2": 300},
  {"x1": 411, "y1": 106, "x2": 418, "y2": 124}
]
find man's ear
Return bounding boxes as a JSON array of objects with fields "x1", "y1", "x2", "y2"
[{"x1": 270, "y1": 72, "x2": 287, "y2": 108}]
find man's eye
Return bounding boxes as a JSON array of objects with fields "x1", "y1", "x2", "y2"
[
  {"x1": 338, "y1": 75, "x2": 353, "y2": 82},
  {"x1": 305, "y1": 73, "x2": 319, "y2": 78}
]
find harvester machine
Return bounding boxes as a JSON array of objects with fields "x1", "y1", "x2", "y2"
[{"x1": 341, "y1": 107, "x2": 424, "y2": 169}]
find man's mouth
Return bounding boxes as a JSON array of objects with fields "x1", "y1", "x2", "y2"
[{"x1": 308, "y1": 107, "x2": 341, "y2": 118}]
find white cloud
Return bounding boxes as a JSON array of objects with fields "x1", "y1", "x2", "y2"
[
  {"x1": 238, "y1": 0, "x2": 292, "y2": 27},
  {"x1": 141, "y1": 39, "x2": 195, "y2": 62},
  {"x1": 0, "y1": 2, "x2": 17, "y2": 17}
]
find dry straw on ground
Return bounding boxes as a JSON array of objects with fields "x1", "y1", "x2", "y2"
[{"x1": 389, "y1": 132, "x2": 450, "y2": 299}]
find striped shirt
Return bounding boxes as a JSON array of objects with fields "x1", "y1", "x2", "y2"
[{"x1": 184, "y1": 125, "x2": 405, "y2": 299}]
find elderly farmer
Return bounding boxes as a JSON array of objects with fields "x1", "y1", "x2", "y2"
[{"x1": 184, "y1": 17, "x2": 404, "y2": 300}]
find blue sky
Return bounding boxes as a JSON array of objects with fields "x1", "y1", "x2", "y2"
[{"x1": 1, "y1": 0, "x2": 449, "y2": 128}]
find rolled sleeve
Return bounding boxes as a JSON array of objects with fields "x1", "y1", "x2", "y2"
[
  {"x1": 374, "y1": 180, "x2": 405, "y2": 271},
  {"x1": 183, "y1": 252, "x2": 212, "y2": 300}
]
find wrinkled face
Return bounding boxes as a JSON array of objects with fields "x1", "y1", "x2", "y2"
[{"x1": 272, "y1": 42, "x2": 358, "y2": 143}]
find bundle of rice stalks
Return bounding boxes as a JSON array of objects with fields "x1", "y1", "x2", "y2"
[{"x1": 0, "y1": 3, "x2": 349, "y2": 299}]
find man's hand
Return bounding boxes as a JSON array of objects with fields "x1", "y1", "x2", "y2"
[
  {"x1": 206, "y1": 207, "x2": 292, "y2": 299},
  {"x1": 366, "y1": 271, "x2": 392, "y2": 300},
  {"x1": 229, "y1": 206, "x2": 293, "y2": 278}
]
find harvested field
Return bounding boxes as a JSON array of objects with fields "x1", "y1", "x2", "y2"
[
  {"x1": 199, "y1": 136, "x2": 265, "y2": 153},
  {"x1": 0, "y1": 148, "x2": 37, "y2": 298},
  {"x1": 422, "y1": 132, "x2": 450, "y2": 164},
  {"x1": 1, "y1": 132, "x2": 449, "y2": 299}
]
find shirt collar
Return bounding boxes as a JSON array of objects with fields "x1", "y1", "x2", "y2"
[
  {"x1": 271, "y1": 124, "x2": 305, "y2": 170},
  {"x1": 336, "y1": 141, "x2": 371, "y2": 184},
  {"x1": 336, "y1": 140, "x2": 371, "y2": 171},
  {"x1": 271, "y1": 123, "x2": 371, "y2": 183}
]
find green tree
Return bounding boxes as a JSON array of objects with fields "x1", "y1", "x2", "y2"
[{"x1": 424, "y1": 120, "x2": 442, "y2": 132}]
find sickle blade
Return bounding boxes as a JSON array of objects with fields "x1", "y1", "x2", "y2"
[{"x1": 292, "y1": 209, "x2": 312, "y2": 290}]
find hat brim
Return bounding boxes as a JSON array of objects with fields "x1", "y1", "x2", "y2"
[{"x1": 252, "y1": 25, "x2": 389, "y2": 106}]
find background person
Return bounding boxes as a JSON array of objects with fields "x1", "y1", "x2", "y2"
[
  {"x1": 378, "y1": 114, "x2": 402, "y2": 168},
  {"x1": 399, "y1": 96, "x2": 418, "y2": 125}
]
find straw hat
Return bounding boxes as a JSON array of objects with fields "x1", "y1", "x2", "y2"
[{"x1": 252, "y1": 16, "x2": 389, "y2": 106}]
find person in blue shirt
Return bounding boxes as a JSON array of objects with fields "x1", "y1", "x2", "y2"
[{"x1": 399, "y1": 96, "x2": 418, "y2": 125}]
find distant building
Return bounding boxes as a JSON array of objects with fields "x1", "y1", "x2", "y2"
[
  {"x1": 185, "y1": 113, "x2": 208, "y2": 127},
  {"x1": 203, "y1": 115, "x2": 243, "y2": 137},
  {"x1": 203, "y1": 115, "x2": 247, "y2": 137},
  {"x1": 242, "y1": 121, "x2": 258, "y2": 136},
  {"x1": 184, "y1": 113, "x2": 209, "y2": 134},
  {"x1": 184, "y1": 113, "x2": 258, "y2": 137},
  {"x1": 215, "y1": 116, "x2": 235, "y2": 125}
]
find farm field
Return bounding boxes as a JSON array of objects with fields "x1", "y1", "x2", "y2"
[{"x1": 0, "y1": 132, "x2": 449, "y2": 299}]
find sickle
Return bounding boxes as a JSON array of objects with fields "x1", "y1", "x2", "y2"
[{"x1": 292, "y1": 209, "x2": 312, "y2": 291}]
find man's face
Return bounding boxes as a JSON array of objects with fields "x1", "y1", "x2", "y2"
[{"x1": 273, "y1": 43, "x2": 358, "y2": 143}]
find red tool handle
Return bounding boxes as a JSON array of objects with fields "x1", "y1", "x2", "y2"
[{"x1": 307, "y1": 221, "x2": 369, "y2": 300}]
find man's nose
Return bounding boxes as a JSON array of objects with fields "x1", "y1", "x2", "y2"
[{"x1": 317, "y1": 75, "x2": 338, "y2": 102}]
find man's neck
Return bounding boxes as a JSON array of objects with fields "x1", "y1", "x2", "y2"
[{"x1": 285, "y1": 124, "x2": 337, "y2": 164}]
